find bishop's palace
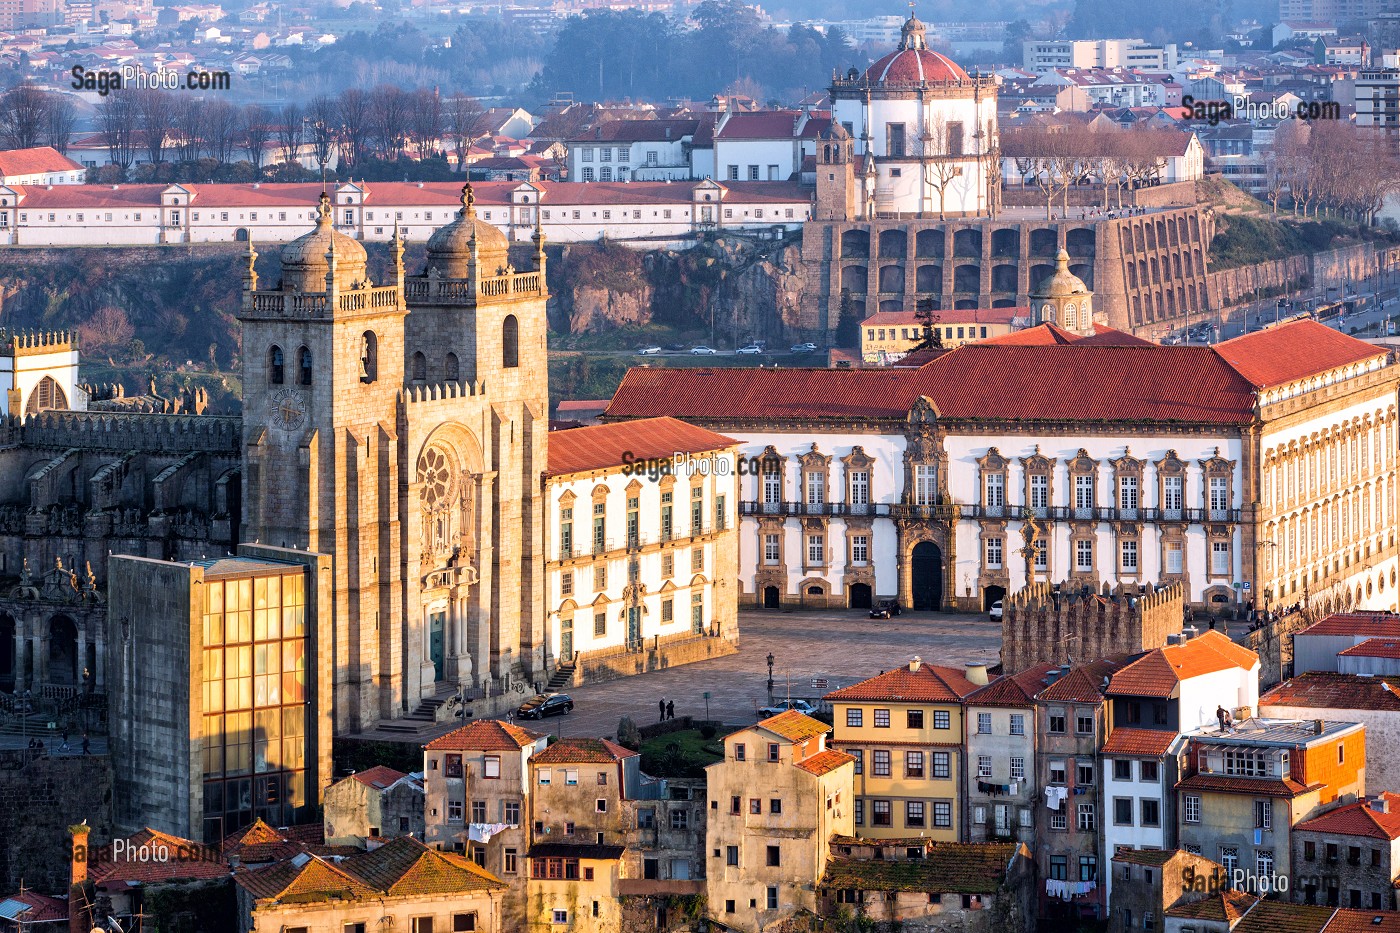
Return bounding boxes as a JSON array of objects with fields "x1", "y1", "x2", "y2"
[{"x1": 1, "y1": 16, "x2": 1398, "y2": 843}]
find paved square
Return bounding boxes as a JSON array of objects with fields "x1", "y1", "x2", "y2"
[{"x1": 528, "y1": 608, "x2": 1002, "y2": 741}]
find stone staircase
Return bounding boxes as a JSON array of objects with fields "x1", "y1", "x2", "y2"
[
  {"x1": 545, "y1": 659, "x2": 576, "y2": 694},
  {"x1": 375, "y1": 683, "x2": 461, "y2": 735}
]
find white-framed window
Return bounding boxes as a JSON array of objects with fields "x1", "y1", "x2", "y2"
[
  {"x1": 763, "y1": 471, "x2": 781, "y2": 504},
  {"x1": 1033, "y1": 539, "x2": 1047, "y2": 571},
  {"x1": 1165, "y1": 540, "x2": 1184, "y2": 574},
  {"x1": 1255, "y1": 799, "x2": 1272, "y2": 830},
  {"x1": 850, "y1": 470, "x2": 869, "y2": 505},
  {"x1": 977, "y1": 756, "x2": 992, "y2": 777},
  {"x1": 806, "y1": 534, "x2": 824, "y2": 565},
  {"x1": 1119, "y1": 475, "x2": 1139, "y2": 510},
  {"x1": 1121, "y1": 540, "x2": 1139, "y2": 573},
  {"x1": 1211, "y1": 541, "x2": 1230, "y2": 575},
  {"x1": 1077, "y1": 803, "x2": 1095, "y2": 831},
  {"x1": 805, "y1": 471, "x2": 824, "y2": 505},
  {"x1": 1075, "y1": 474, "x2": 1094, "y2": 509},
  {"x1": 1010, "y1": 713, "x2": 1024, "y2": 735},
  {"x1": 552, "y1": 909, "x2": 568, "y2": 924},
  {"x1": 852, "y1": 535, "x2": 869, "y2": 565},
  {"x1": 582, "y1": 167, "x2": 595, "y2": 182},
  {"x1": 1163, "y1": 474, "x2": 1183, "y2": 511},
  {"x1": 1075, "y1": 539, "x2": 1093, "y2": 571},
  {"x1": 985, "y1": 537, "x2": 1003, "y2": 569},
  {"x1": 1183, "y1": 795, "x2": 1201, "y2": 823},
  {"x1": 985, "y1": 472, "x2": 1004, "y2": 508},
  {"x1": 1010, "y1": 756, "x2": 1025, "y2": 780},
  {"x1": 1209, "y1": 476, "x2": 1229, "y2": 511},
  {"x1": 1256, "y1": 848, "x2": 1274, "y2": 877},
  {"x1": 915, "y1": 465, "x2": 938, "y2": 505},
  {"x1": 977, "y1": 713, "x2": 991, "y2": 734},
  {"x1": 763, "y1": 534, "x2": 780, "y2": 565},
  {"x1": 1030, "y1": 474, "x2": 1048, "y2": 509}
]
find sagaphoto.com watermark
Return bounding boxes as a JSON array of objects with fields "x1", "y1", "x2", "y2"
[{"x1": 71, "y1": 64, "x2": 232, "y2": 96}]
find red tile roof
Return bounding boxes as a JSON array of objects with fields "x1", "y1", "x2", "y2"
[
  {"x1": 1107, "y1": 631, "x2": 1257, "y2": 698},
  {"x1": 350, "y1": 765, "x2": 408, "y2": 790},
  {"x1": 89, "y1": 828, "x2": 228, "y2": 886},
  {"x1": 795, "y1": 748, "x2": 856, "y2": 776},
  {"x1": 757, "y1": 709, "x2": 831, "y2": 742},
  {"x1": 1232, "y1": 901, "x2": 1336, "y2": 933},
  {"x1": 1338, "y1": 637, "x2": 1400, "y2": 659},
  {"x1": 714, "y1": 110, "x2": 806, "y2": 139},
  {"x1": 981, "y1": 323, "x2": 1083, "y2": 345},
  {"x1": 1299, "y1": 612, "x2": 1400, "y2": 638},
  {"x1": 531, "y1": 737, "x2": 637, "y2": 764},
  {"x1": 1176, "y1": 772, "x2": 1319, "y2": 798},
  {"x1": 1326, "y1": 909, "x2": 1400, "y2": 932},
  {"x1": 343, "y1": 836, "x2": 505, "y2": 895},
  {"x1": 968, "y1": 663, "x2": 1058, "y2": 707},
  {"x1": 1101, "y1": 728, "x2": 1179, "y2": 757},
  {"x1": 234, "y1": 854, "x2": 377, "y2": 903},
  {"x1": 0, "y1": 145, "x2": 83, "y2": 176},
  {"x1": 1295, "y1": 793, "x2": 1400, "y2": 840},
  {"x1": 1036, "y1": 658, "x2": 1129, "y2": 702},
  {"x1": 567, "y1": 118, "x2": 701, "y2": 143},
  {"x1": 425, "y1": 719, "x2": 545, "y2": 751},
  {"x1": 545, "y1": 416, "x2": 737, "y2": 477},
  {"x1": 1166, "y1": 890, "x2": 1260, "y2": 922},
  {"x1": 1213, "y1": 320, "x2": 1385, "y2": 388},
  {"x1": 826, "y1": 660, "x2": 981, "y2": 704},
  {"x1": 1261, "y1": 672, "x2": 1400, "y2": 711},
  {"x1": 0, "y1": 891, "x2": 68, "y2": 922}
]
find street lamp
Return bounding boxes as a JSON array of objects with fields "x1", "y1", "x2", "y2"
[{"x1": 766, "y1": 652, "x2": 775, "y2": 703}]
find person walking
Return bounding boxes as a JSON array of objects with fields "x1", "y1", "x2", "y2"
[
  {"x1": 81, "y1": 735, "x2": 90, "y2": 755},
  {"x1": 658, "y1": 698, "x2": 666, "y2": 722},
  {"x1": 666, "y1": 700, "x2": 675, "y2": 721}
]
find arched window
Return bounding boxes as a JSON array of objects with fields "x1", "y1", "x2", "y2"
[
  {"x1": 24, "y1": 375, "x2": 68, "y2": 415},
  {"x1": 298, "y1": 347, "x2": 313, "y2": 386},
  {"x1": 1063, "y1": 302, "x2": 1077, "y2": 329},
  {"x1": 411, "y1": 351, "x2": 427, "y2": 383},
  {"x1": 269, "y1": 345, "x2": 284, "y2": 385},
  {"x1": 360, "y1": 331, "x2": 378, "y2": 383},
  {"x1": 502, "y1": 315, "x2": 519, "y2": 369},
  {"x1": 445, "y1": 352, "x2": 460, "y2": 382}
]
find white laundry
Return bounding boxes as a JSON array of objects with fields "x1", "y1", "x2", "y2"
[
  {"x1": 467, "y1": 822, "x2": 510, "y2": 843},
  {"x1": 1044, "y1": 785, "x2": 1068, "y2": 810}
]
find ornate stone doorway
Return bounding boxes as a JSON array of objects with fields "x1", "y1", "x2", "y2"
[
  {"x1": 911, "y1": 541, "x2": 943, "y2": 610},
  {"x1": 763, "y1": 586, "x2": 780, "y2": 609},
  {"x1": 848, "y1": 582, "x2": 873, "y2": 609},
  {"x1": 982, "y1": 584, "x2": 1006, "y2": 611}
]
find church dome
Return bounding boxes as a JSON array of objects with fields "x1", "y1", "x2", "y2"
[
  {"x1": 280, "y1": 191, "x2": 368, "y2": 292},
  {"x1": 863, "y1": 13, "x2": 969, "y2": 85},
  {"x1": 425, "y1": 183, "x2": 511, "y2": 279},
  {"x1": 1032, "y1": 249, "x2": 1091, "y2": 299}
]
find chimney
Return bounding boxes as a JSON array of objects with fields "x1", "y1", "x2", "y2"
[
  {"x1": 68, "y1": 822, "x2": 90, "y2": 933},
  {"x1": 1372, "y1": 796, "x2": 1391, "y2": 814},
  {"x1": 965, "y1": 662, "x2": 989, "y2": 686},
  {"x1": 909, "y1": 656, "x2": 922, "y2": 673},
  {"x1": 1314, "y1": 719, "x2": 1325, "y2": 735}
]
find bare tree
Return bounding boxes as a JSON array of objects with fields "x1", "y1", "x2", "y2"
[
  {"x1": 1265, "y1": 119, "x2": 1307, "y2": 215},
  {"x1": 172, "y1": 97, "x2": 206, "y2": 162},
  {"x1": 41, "y1": 93, "x2": 77, "y2": 154},
  {"x1": 78, "y1": 305, "x2": 135, "y2": 357},
  {"x1": 203, "y1": 99, "x2": 240, "y2": 164},
  {"x1": 276, "y1": 103, "x2": 304, "y2": 167},
  {"x1": 239, "y1": 104, "x2": 273, "y2": 170},
  {"x1": 96, "y1": 93, "x2": 138, "y2": 170},
  {"x1": 337, "y1": 88, "x2": 372, "y2": 166},
  {"x1": 408, "y1": 87, "x2": 443, "y2": 160},
  {"x1": 1002, "y1": 127, "x2": 1078, "y2": 220},
  {"x1": 921, "y1": 113, "x2": 964, "y2": 221},
  {"x1": 133, "y1": 88, "x2": 176, "y2": 164},
  {"x1": 368, "y1": 84, "x2": 412, "y2": 158},
  {"x1": 445, "y1": 94, "x2": 491, "y2": 170},
  {"x1": 0, "y1": 85, "x2": 50, "y2": 150}
]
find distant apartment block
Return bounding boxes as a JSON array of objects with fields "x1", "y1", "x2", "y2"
[
  {"x1": 1355, "y1": 56, "x2": 1400, "y2": 135},
  {"x1": 1023, "y1": 39, "x2": 1179, "y2": 74}
]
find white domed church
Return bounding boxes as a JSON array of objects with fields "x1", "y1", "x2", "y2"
[{"x1": 822, "y1": 13, "x2": 1000, "y2": 220}]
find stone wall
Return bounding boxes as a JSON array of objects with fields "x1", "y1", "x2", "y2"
[
  {"x1": 575, "y1": 632, "x2": 739, "y2": 686},
  {"x1": 1205, "y1": 242, "x2": 1382, "y2": 311},
  {"x1": 1242, "y1": 609, "x2": 1310, "y2": 689},
  {"x1": 1001, "y1": 582, "x2": 1184, "y2": 673},
  {"x1": 0, "y1": 750, "x2": 113, "y2": 891}
]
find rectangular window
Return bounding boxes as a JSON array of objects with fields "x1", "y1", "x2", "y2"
[
  {"x1": 766, "y1": 886, "x2": 778, "y2": 909},
  {"x1": 1211, "y1": 541, "x2": 1229, "y2": 575},
  {"x1": 1030, "y1": 473, "x2": 1048, "y2": 509},
  {"x1": 1074, "y1": 474, "x2": 1094, "y2": 510},
  {"x1": 1010, "y1": 713, "x2": 1024, "y2": 735},
  {"x1": 905, "y1": 751, "x2": 924, "y2": 778},
  {"x1": 872, "y1": 800, "x2": 892, "y2": 826},
  {"x1": 873, "y1": 750, "x2": 891, "y2": 777},
  {"x1": 1033, "y1": 539, "x2": 1047, "y2": 570},
  {"x1": 977, "y1": 712, "x2": 991, "y2": 734},
  {"x1": 1209, "y1": 476, "x2": 1229, "y2": 511},
  {"x1": 933, "y1": 752, "x2": 950, "y2": 778},
  {"x1": 1121, "y1": 540, "x2": 1138, "y2": 572},
  {"x1": 977, "y1": 755, "x2": 992, "y2": 778},
  {"x1": 1163, "y1": 475, "x2": 1183, "y2": 511},
  {"x1": 934, "y1": 802, "x2": 951, "y2": 826},
  {"x1": 915, "y1": 465, "x2": 938, "y2": 505},
  {"x1": 1076, "y1": 712, "x2": 1094, "y2": 734},
  {"x1": 766, "y1": 845, "x2": 780, "y2": 866},
  {"x1": 725, "y1": 845, "x2": 739, "y2": 865},
  {"x1": 1165, "y1": 541, "x2": 1184, "y2": 574},
  {"x1": 768, "y1": 743, "x2": 780, "y2": 762},
  {"x1": 852, "y1": 535, "x2": 869, "y2": 565},
  {"x1": 1081, "y1": 855, "x2": 1097, "y2": 882},
  {"x1": 806, "y1": 535, "x2": 824, "y2": 565},
  {"x1": 762, "y1": 532, "x2": 781, "y2": 565},
  {"x1": 906, "y1": 800, "x2": 925, "y2": 827},
  {"x1": 1255, "y1": 799, "x2": 1272, "y2": 830},
  {"x1": 934, "y1": 710, "x2": 950, "y2": 730},
  {"x1": 907, "y1": 710, "x2": 924, "y2": 729},
  {"x1": 1050, "y1": 855, "x2": 1068, "y2": 881},
  {"x1": 1141, "y1": 798, "x2": 1160, "y2": 827},
  {"x1": 986, "y1": 537, "x2": 1003, "y2": 569},
  {"x1": 1077, "y1": 762, "x2": 1094, "y2": 786},
  {"x1": 1049, "y1": 711, "x2": 1066, "y2": 734},
  {"x1": 887, "y1": 122, "x2": 907, "y2": 157},
  {"x1": 1076, "y1": 539, "x2": 1094, "y2": 571},
  {"x1": 1114, "y1": 797, "x2": 1133, "y2": 825},
  {"x1": 874, "y1": 708, "x2": 890, "y2": 728},
  {"x1": 1077, "y1": 803, "x2": 1095, "y2": 831},
  {"x1": 1184, "y1": 794, "x2": 1201, "y2": 823},
  {"x1": 805, "y1": 471, "x2": 824, "y2": 505},
  {"x1": 850, "y1": 470, "x2": 869, "y2": 505},
  {"x1": 1140, "y1": 760, "x2": 1159, "y2": 782},
  {"x1": 850, "y1": 749, "x2": 862, "y2": 774},
  {"x1": 1119, "y1": 475, "x2": 1139, "y2": 510},
  {"x1": 985, "y1": 472, "x2": 1005, "y2": 508},
  {"x1": 847, "y1": 708, "x2": 863, "y2": 728},
  {"x1": 1050, "y1": 760, "x2": 1067, "y2": 784},
  {"x1": 1010, "y1": 756, "x2": 1025, "y2": 780}
]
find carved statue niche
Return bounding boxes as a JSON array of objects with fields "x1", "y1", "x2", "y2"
[{"x1": 417, "y1": 444, "x2": 477, "y2": 572}]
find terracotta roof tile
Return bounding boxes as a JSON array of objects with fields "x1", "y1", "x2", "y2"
[
  {"x1": 531, "y1": 737, "x2": 637, "y2": 764},
  {"x1": 1176, "y1": 772, "x2": 1319, "y2": 798},
  {"x1": 0, "y1": 892, "x2": 68, "y2": 923},
  {"x1": 0, "y1": 145, "x2": 83, "y2": 177},
  {"x1": 234, "y1": 855, "x2": 377, "y2": 903},
  {"x1": 1111, "y1": 848, "x2": 1178, "y2": 866},
  {"x1": 1101, "y1": 728, "x2": 1180, "y2": 757},
  {"x1": 1261, "y1": 672, "x2": 1400, "y2": 711},
  {"x1": 1295, "y1": 794, "x2": 1400, "y2": 840},
  {"x1": 820, "y1": 843, "x2": 1018, "y2": 894},
  {"x1": 425, "y1": 719, "x2": 545, "y2": 751},
  {"x1": 1299, "y1": 612, "x2": 1400, "y2": 638},
  {"x1": 343, "y1": 837, "x2": 505, "y2": 895},
  {"x1": 1233, "y1": 901, "x2": 1337, "y2": 933},
  {"x1": 350, "y1": 765, "x2": 407, "y2": 790},
  {"x1": 1326, "y1": 908, "x2": 1400, "y2": 932},
  {"x1": 968, "y1": 663, "x2": 1058, "y2": 706},
  {"x1": 981, "y1": 323, "x2": 1084, "y2": 345},
  {"x1": 546, "y1": 416, "x2": 737, "y2": 477},
  {"x1": 1214, "y1": 320, "x2": 1385, "y2": 389},
  {"x1": 826, "y1": 661, "x2": 980, "y2": 704},
  {"x1": 1107, "y1": 631, "x2": 1257, "y2": 698},
  {"x1": 1166, "y1": 890, "x2": 1261, "y2": 921},
  {"x1": 714, "y1": 110, "x2": 806, "y2": 139},
  {"x1": 795, "y1": 748, "x2": 855, "y2": 776},
  {"x1": 90, "y1": 828, "x2": 228, "y2": 885},
  {"x1": 1036, "y1": 658, "x2": 1130, "y2": 702},
  {"x1": 1337, "y1": 638, "x2": 1400, "y2": 659},
  {"x1": 754, "y1": 709, "x2": 830, "y2": 743}
]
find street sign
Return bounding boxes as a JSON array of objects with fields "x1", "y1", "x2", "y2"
[
  {"x1": 703, "y1": 691, "x2": 711, "y2": 700},
  {"x1": 811, "y1": 678, "x2": 829, "y2": 690},
  {"x1": 1242, "y1": 582, "x2": 1251, "y2": 591}
]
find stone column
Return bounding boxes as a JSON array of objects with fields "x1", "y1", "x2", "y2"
[
  {"x1": 12, "y1": 624, "x2": 26, "y2": 694},
  {"x1": 34, "y1": 628, "x2": 48, "y2": 687}
]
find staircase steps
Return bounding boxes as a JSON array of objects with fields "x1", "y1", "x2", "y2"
[{"x1": 545, "y1": 662, "x2": 576, "y2": 693}]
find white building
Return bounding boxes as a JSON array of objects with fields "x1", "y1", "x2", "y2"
[
  {"x1": 544, "y1": 417, "x2": 740, "y2": 670},
  {"x1": 1, "y1": 329, "x2": 88, "y2": 418},
  {"x1": 1023, "y1": 39, "x2": 1179, "y2": 74},
  {"x1": 829, "y1": 13, "x2": 1000, "y2": 218},
  {"x1": 604, "y1": 317, "x2": 1400, "y2": 618},
  {"x1": 565, "y1": 118, "x2": 709, "y2": 182},
  {"x1": 0, "y1": 178, "x2": 811, "y2": 247},
  {"x1": 965, "y1": 664, "x2": 1049, "y2": 845},
  {"x1": 0, "y1": 146, "x2": 84, "y2": 186},
  {"x1": 1355, "y1": 57, "x2": 1400, "y2": 135},
  {"x1": 713, "y1": 110, "x2": 829, "y2": 183}
]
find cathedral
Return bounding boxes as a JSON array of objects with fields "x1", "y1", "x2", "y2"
[{"x1": 0, "y1": 185, "x2": 552, "y2": 735}]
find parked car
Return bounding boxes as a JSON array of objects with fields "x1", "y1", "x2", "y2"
[
  {"x1": 737, "y1": 344, "x2": 763, "y2": 355},
  {"x1": 989, "y1": 600, "x2": 1003, "y2": 621},
  {"x1": 868, "y1": 598, "x2": 901, "y2": 619},
  {"x1": 665, "y1": 343, "x2": 687, "y2": 352},
  {"x1": 759, "y1": 698, "x2": 818, "y2": 718},
  {"x1": 690, "y1": 346, "x2": 718, "y2": 355},
  {"x1": 790, "y1": 343, "x2": 817, "y2": 353},
  {"x1": 636, "y1": 346, "x2": 662, "y2": 355},
  {"x1": 516, "y1": 693, "x2": 574, "y2": 720}
]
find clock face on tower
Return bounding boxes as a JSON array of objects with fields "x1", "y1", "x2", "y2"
[{"x1": 267, "y1": 387, "x2": 308, "y2": 432}]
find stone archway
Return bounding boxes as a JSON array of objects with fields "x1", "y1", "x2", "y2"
[
  {"x1": 0, "y1": 613, "x2": 14, "y2": 692},
  {"x1": 48, "y1": 613, "x2": 78, "y2": 686},
  {"x1": 848, "y1": 582, "x2": 873, "y2": 609},
  {"x1": 911, "y1": 541, "x2": 943, "y2": 610}
]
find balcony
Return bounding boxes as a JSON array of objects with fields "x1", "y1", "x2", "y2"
[{"x1": 890, "y1": 501, "x2": 958, "y2": 522}]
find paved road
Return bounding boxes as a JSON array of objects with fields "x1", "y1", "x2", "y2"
[{"x1": 529, "y1": 608, "x2": 1001, "y2": 742}]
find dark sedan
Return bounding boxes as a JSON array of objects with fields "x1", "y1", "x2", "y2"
[{"x1": 517, "y1": 693, "x2": 574, "y2": 720}]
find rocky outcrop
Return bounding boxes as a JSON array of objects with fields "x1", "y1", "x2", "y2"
[{"x1": 569, "y1": 284, "x2": 655, "y2": 332}]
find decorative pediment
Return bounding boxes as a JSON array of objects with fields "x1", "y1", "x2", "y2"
[
  {"x1": 557, "y1": 489, "x2": 577, "y2": 504},
  {"x1": 799, "y1": 443, "x2": 831, "y2": 469},
  {"x1": 977, "y1": 447, "x2": 1009, "y2": 471},
  {"x1": 1110, "y1": 447, "x2": 1143, "y2": 475},
  {"x1": 908, "y1": 395, "x2": 940, "y2": 424},
  {"x1": 625, "y1": 478, "x2": 643, "y2": 494},
  {"x1": 1067, "y1": 448, "x2": 1099, "y2": 474},
  {"x1": 591, "y1": 483, "x2": 610, "y2": 500},
  {"x1": 841, "y1": 446, "x2": 876, "y2": 470},
  {"x1": 1019, "y1": 444, "x2": 1055, "y2": 474},
  {"x1": 1156, "y1": 449, "x2": 1187, "y2": 474},
  {"x1": 1198, "y1": 446, "x2": 1236, "y2": 474}
]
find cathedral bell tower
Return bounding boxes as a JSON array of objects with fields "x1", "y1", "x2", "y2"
[{"x1": 815, "y1": 123, "x2": 857, "y2": 222}]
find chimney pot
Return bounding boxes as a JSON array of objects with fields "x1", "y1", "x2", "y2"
[
  {"x1": 965, "y1": 662, "x2": 989, "y2": 686},
  {"x1": 1314, "y1": 719, "x2": 1325, "y2": 735},
  {"x1": 909, "y1": 656, "x2": 922, "y2": 672}
]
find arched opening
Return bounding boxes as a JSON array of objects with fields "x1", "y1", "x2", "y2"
[
  {"x1": 842, "y1": 265, "x2": 868, "y2": 294},
  {"x1": 879, "y1": 299, "x2": 902, "y2": 313},
  {"x1": 763, "y1": 586, "x2": 780, "y2": 609},
  {"x1": 48, "y1": 614, "x2": 78, "y2": 686},
  {"x1": 1030, "y1": 228, "x2": 1058, "y2": 256},
  {"x1": 297, "y1": 346, "x2": 313, "y2": 386},
  {"x1": 915, "y1": 264, "x2": 941, "y2": 293},
  {"x1": 411, "y1": 351, "x2": 427, "y2": 383},
  {"x1": 991, "y1": 228, "x2": 1018, "y2": 257},
  {"x1": 445, "y1": 352, "x2": 460, "y2": 382},
  {"x1": 360, "y1": 331, "x2": 378, "y2": 383},
  {"x1": 983, "y1": 584, "x2": 1006, "y2": 611},
  {"x1": 841, "y1": 229, "x2": 870, "y2": 258},
  {"x1": 235, "y1": 227, "x2": 249, "y2": 242},
  {"x1": 1066, "y1": 227, "x2": 1096, "y2": 258},
  {"x1": 953, "y1": 229, "x2": 981, "y2": 258},
  {"x1": 953, "y1": 264, "x2": 980, "y2": 292},
  {"x1": 0, "y1": 613, "x2": 14, "y2": 692},
  {"x1": 915, "y1": 229, "x2": 943, "y2": 258},
  {"x1": 802, "y1": 584, "x2": 826, "y2": 608},
  {"x1": 910, "y1": 541, "x2": 943, "y2": 610},
  {"x1": 503, "y1": 315, "x2": 519, "y2": 369},
  {"x1": 991, "y1": 263, "x2": 1017, "y2": 292},
  {"x1": 848, "y1": 582, "x2": 873, "y2": 609},
  {"x1": 269, "y1": 345, "x2": 284, "y2": 385},
  {"x1": 879, "y1": 230, "x2": 906, "y2": 258},
  {"x1": 25, "y1": 375, "x2": 68, "y2": 416},
  {"x1": 878, "y1": 265, "x2": 904, "y2": 294}
]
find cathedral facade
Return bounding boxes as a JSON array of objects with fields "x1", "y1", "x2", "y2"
[{"x1": 239, "y1": 188, "x2": 550, "y2": 733}]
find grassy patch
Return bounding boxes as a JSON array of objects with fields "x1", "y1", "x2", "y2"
[
  {"x1": 639, "y1": 729, "x2": 724, "y2": 778},
  {"x1": 1207, "y1": 213, "x2": 1375, "y2": 271}
]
